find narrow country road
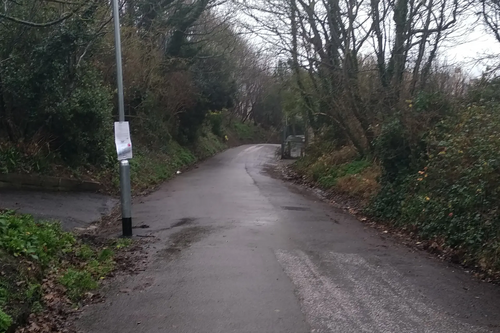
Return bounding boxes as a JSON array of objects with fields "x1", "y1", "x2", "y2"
[{"x1": 78, "y1": 144, "x2": 500, "y2": 333}]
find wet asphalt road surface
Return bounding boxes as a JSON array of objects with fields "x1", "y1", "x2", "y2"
[
  {"x1": 0, "y1": 190, "x2": 117, "y2": 230},
  {"x1": 78, "y1": 144, "x2": 500, "y2": 333}
]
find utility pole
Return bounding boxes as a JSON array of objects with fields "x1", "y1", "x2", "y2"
[{"x1": 112, "y1": 0, "x2": 132, "y2": 237}]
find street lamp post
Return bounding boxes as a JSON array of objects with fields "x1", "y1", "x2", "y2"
[{"x1": 111, "y1": 0, "x2": 132, "y2": 237}]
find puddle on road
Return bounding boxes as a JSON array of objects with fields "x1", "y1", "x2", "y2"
[
  {"x1": 281, "y1": 206, "x2": 311, "y2": 212},
  {"x1": 170, "y1": 217, "x2": 196, "y2": 228},
  {"x1": 147, "y1": 217, "x2": 198, "y2": 234},
  {"x1": 160, "y1": 225, "x2": 212, "y2": 261}
]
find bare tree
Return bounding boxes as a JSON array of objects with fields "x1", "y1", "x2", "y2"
[{"x1": 235, "y1": 0, "x2": 466, "y2": 154}]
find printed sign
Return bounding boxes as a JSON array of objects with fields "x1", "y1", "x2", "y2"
[{"x1": 114, "y1": 121, "x2": 133, "y2": 160}]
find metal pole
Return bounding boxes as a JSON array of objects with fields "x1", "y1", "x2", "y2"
[
  {"x1": 281, "y1": 116, "x2": 287, "y2": 159},
  {"x1": 120, "y1": 160, "x2": 132, "y2": 236},
  {"x1": 112, "y1": 0, "x2": 132, "y2": 237},
  {"x1": 112, "y1": 0, "x2": 125, "y2": 123}
]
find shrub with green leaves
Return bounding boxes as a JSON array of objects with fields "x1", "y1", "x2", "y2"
[
  {"x1": 0, "y1": 5, "x2": 114, "y2": 168},
  {"x1": 0, "y1": 211, "x2": 125, "y2": 331},
  {"x1": 208, "y1": 111, "x2": 225, "y2": 138},
  {"x1": 371, "y1": 103, "x2": 500, "y2": 269},
  {"x1": 0, "y1": 308, "x2": 12, "y2": 332},
  {"x1": 373, "y1": 118, "x2": 412, "y2": 182},
  {"x1": 0, "y1": 211, "x2": 74, "y2": 266}
]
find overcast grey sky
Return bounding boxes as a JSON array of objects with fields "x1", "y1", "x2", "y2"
[
  {"x1": 445, "y1": 19, "x2": 500, "y2": 77},
  {"x1": 232, "y1": 2, "x2": 500, "y2": 78}
]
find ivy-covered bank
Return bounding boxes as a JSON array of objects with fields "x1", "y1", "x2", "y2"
[
  {"x1": 1, "y1": 115, "x2": 275, "y2": 195},
  {"x1": 0, "y1": 211, "x2": 133, "y2": 333},
  {"x1": 293, "y1": 86, "x2": 500, "y2": 278}
]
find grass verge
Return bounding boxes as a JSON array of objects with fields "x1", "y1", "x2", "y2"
[{"x1": 293, "y1": 145, "x2": 381, "y2": 205}]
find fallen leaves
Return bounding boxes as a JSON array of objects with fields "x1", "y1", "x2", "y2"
[{"x1": 16, "y1": 273, "x2": 73, "y2": 333}]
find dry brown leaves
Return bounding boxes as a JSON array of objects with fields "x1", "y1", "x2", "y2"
[{"x1": 16, "y1": 273, "x2": 75, "y2": 333}]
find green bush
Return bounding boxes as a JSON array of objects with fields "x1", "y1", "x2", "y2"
[
  {"x1": 44, "y1": 69, "x2": 113, "y2": 167},
  {"x1": 374, "y1": 92, "x2": 451, "y2": 182},
  {"x1": 0, "y1": 15, "x2": 114, "y2": 168},
  {"x1": 370, "y1": 103, "x2": 500, "y2": 269},
  {"x1": 373, "y1": 118, "x2": 412, "y2": 182},
  {"x1": 368, "y1": 174, "x2": 413, "y2": 221},
  {"x1": 0, "y1": 210, "x2": 125, "y2": 328},
  {"x1": 0, "y1": 211, "x2": 75, "y2": 266},
  {"x1": 208, "y1": 111, "x2": 225, "y2": 137}
]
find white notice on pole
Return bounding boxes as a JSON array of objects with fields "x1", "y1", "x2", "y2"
[{"x1": 114, "y1": 121, "x2": 133, "y2": 160}]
